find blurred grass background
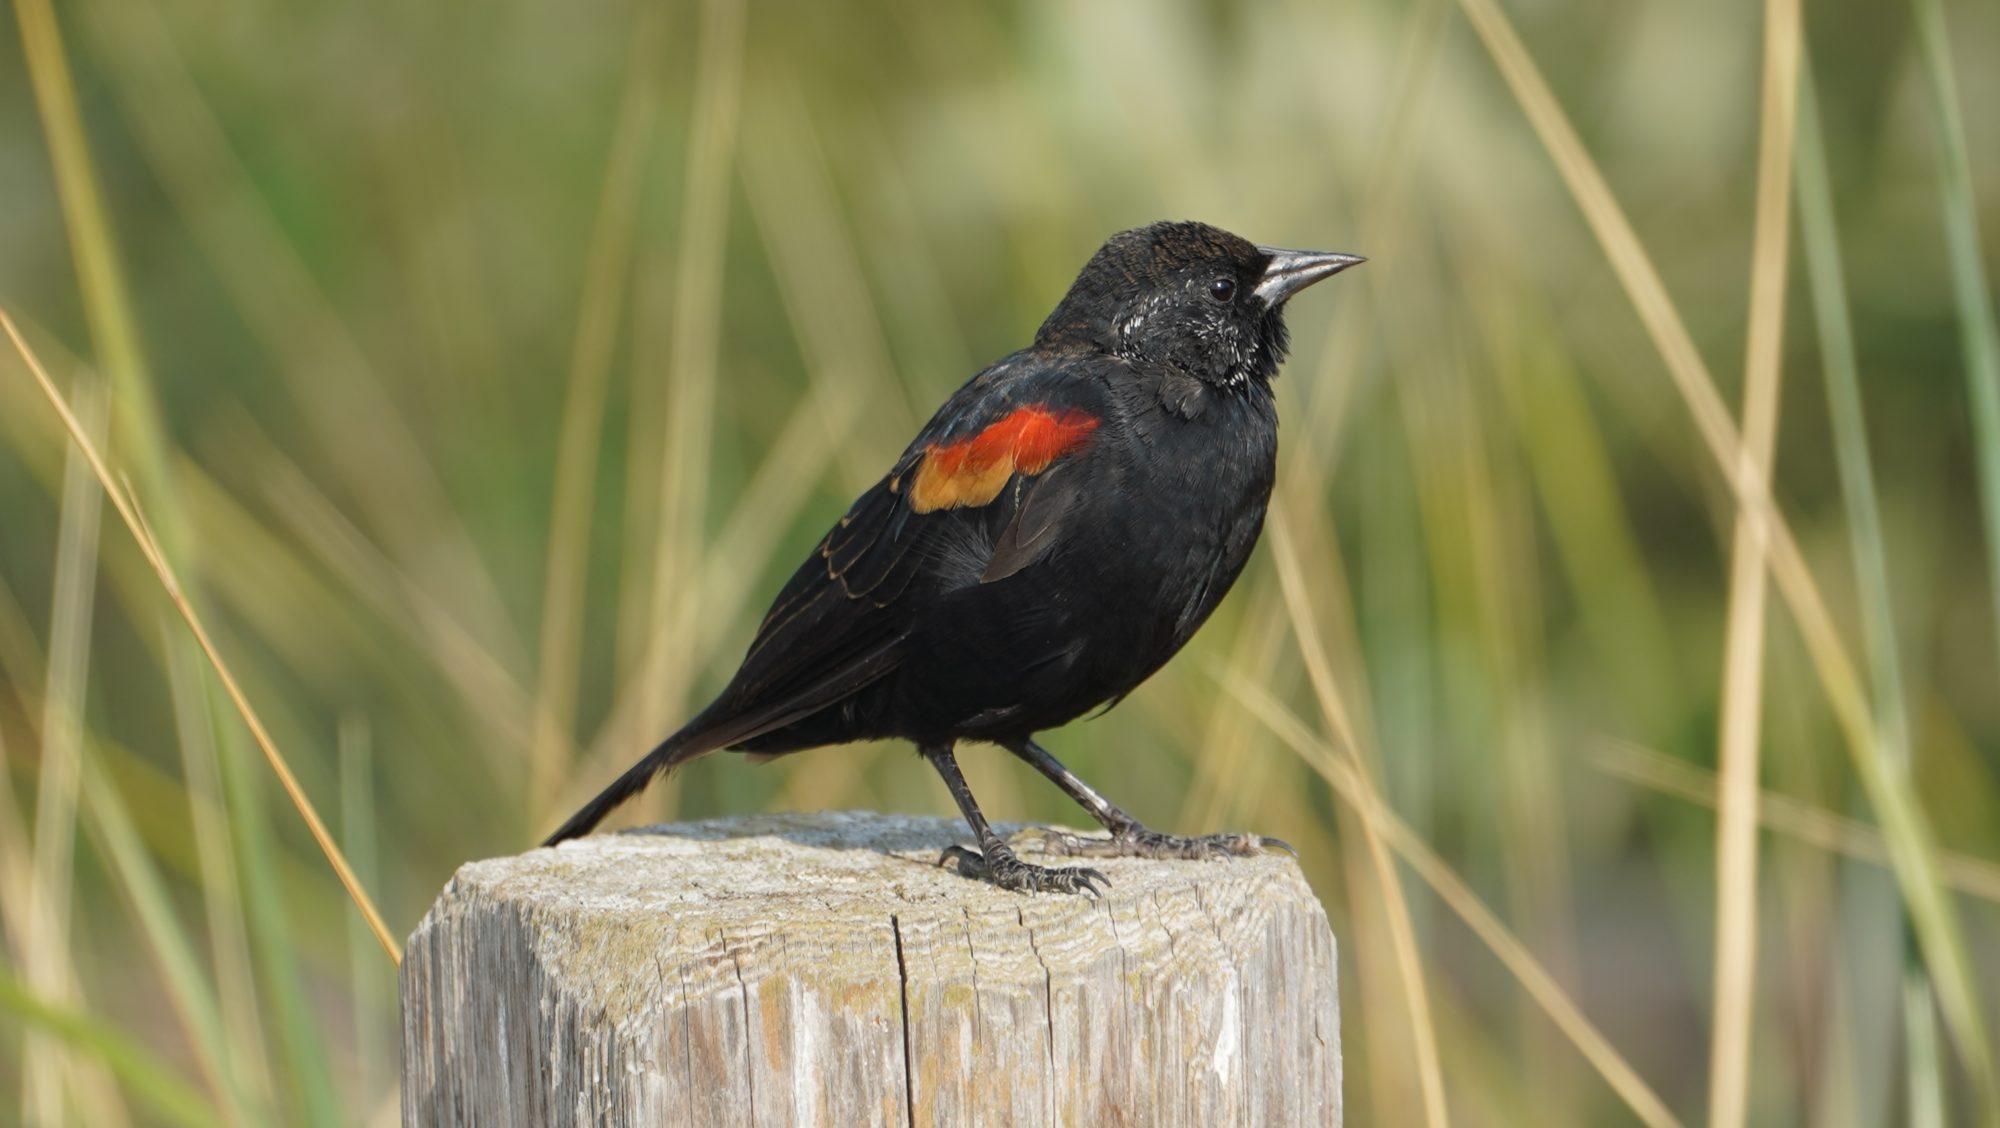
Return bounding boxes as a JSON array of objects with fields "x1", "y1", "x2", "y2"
[{"x1": 2, "y1": 0, "x2": 1998, "y2": 1123}]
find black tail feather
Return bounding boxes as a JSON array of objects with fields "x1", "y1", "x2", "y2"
[
  {"x1": 541, "y1": 728, "x2": 706, "y2": 846},
  {"x1": 542, "y1": 641, "x2": 908, "y2": 848}
]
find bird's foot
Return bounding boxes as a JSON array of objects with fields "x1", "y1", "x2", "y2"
[
  {"x1": 1017, "y1": 824, "x2": 1295, "y2": 860},
  {"x1": 939, "y1": 843, "x2": 1108, "y2": 896}
]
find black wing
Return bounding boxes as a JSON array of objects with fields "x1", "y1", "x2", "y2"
[
  {"x1": 709, "y1": 353, "x2": 1110, "y2": 741},
  {"x1": 542, "y1": 354, "x2": 1112, "y2": 844}
]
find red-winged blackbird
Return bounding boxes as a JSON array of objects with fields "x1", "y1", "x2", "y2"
[{"x1": 546, "y1": 220, "x2": 1361, "y2": 894}]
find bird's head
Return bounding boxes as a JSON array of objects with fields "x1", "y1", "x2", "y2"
[{"x1": 1035, "y1": 220, "x2": 1363, "y2": 390}]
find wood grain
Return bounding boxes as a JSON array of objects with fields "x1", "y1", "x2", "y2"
[{"x1": 401, "y1": 811, "x2": 1339, "y2": 1126}]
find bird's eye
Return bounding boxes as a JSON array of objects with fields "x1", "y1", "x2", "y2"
[{"x1": 1208, "y1": 277, "x2": 1236, "y2": 304}]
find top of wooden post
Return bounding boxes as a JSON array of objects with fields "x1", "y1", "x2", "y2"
[{"x1": 402, "y1": 810, "x2": 1340, "y2": 1126}]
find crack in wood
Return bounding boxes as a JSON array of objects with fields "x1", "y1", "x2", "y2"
[{"x1": 891, "y1": 913, "x2": 915, "y2": 1128}]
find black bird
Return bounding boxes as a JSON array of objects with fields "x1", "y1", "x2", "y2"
[{"x1": 546, "y1": 221, "x2": 1361, "y2": 894}]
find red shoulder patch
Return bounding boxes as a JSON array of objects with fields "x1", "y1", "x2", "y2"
[{"x1": 909, "y1": 405, "x2": 1099, "y2": 513}]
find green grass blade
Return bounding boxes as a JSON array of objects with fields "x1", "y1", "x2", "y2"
[
  {"x1": 162, "y1": 616, "x2": 276, "y2": 1115},
  {"x1": 1912, "y1": 0, "x2": 2000, "y2": 682},
  {"x1": 11, "y1": 0, "x2": 174, "y2": 513},
  {"x1": 1220, "y1": 672, "x2": 1684, "y2": 1128},
  {"x1": 11, "y1": 2, "x2": 299, "y2": 1114},
  {"x1": 80, "y1": 753, "x2": 258, "y2": 1125},
  {"x1": 1796, "y1": 56, "x2": 1923, "y2": 1127},
  {"x1": 3, "y1": 314, "x2": 403, "y2": 960},
  {"x1": 529, "y1": 12, "x2": 663, "y2": 825},
  {"x1": 0, "y1": 972, "x2": 216, "y2": 1128},
  {"x1": 83, "y1": 0, "x2": 524, "y2": 661},
  {"x1": 1448, "y1": 0, "x2": 1995, "y2": 1105},
  {"x1": 201, "y1": 683, "x2": 342, "y2": 1128},
  {"x1": 1795, "y1": 63, "x2": 1912, "y2": 775},
  {"x1": 23, "y1": 378, "x2": 110, "y2": 1127},
  {"x1": 1909, "y1": 0, "x2": 2000, "y2": 1114},
  {"x1": 637, "y1": 0, "x2": 748, "y2": 768},
  {"x1": 339, "y1": 717, "x2": 384, "y2": 1109},
  {"x1": 1904, "y1": 969, "x2": 1947, "y2": 1128},
  {"x1": 1488, "y1": 315, "x2": 1679, "y2": 735}
]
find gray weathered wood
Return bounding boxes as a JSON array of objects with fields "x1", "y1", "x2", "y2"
[{"x1": 401, "y1": 811, "x2": 1339, "y2": 1126}]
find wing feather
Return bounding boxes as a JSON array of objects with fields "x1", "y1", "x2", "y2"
[{"x1": 717, "y1": 355, "x2": 1109, "y2": 741}]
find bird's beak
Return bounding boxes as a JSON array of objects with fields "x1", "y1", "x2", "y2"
[{"x1": 1253, "y1": 247, "x2": 1366, "y2": 305}]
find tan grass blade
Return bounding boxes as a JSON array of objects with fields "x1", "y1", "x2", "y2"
[
  {"x1": 1453, "y1": 369, "x2": 1582, "y2": 1116},
  {"x1": 589, "y1": 72, "x2": 913, "y2": 779},
  {"x1": 738, "y1": 80, "x2": 924, "y2": 481},
  {"x1": 639, "y1": 0, "x2": 749, "y2": 765},
  {"x1": 1709, "y1": 0, "x2": 1801, "y2": 1122},
  {"x1": 529, "y1": 14, "x2": 664, "y2": 820},
  {"x1": 0, "y1": 974, "x2": 210, "y2": 1128},
  {"x1": 160, "y1": 627, "x2": 273, "y2": 1114},
  {"x1": 2, "y1": 310, "x2": 401, "y2": 964},
  {"x1": 87, "y1": 0, "x2": 526, "y2": 667},
  {"x1": 1797, "y1": 57, "x2": 1924, "y2": 1121},
  {"x1": 251, "y1": 447, "x2": 541, "y2": 770},
  {"x1": 0, "y1": 586, "x2": 59, "y2": 928},
  {"x1": 1218, "y1": 9, "x2": 1443, "y2": 1107},
  {"x1": 0, "y1": 725, "x2": 34, "y2": 953},
  {"x1": 13, "y1": 0, "x2": 169, "y2": 1105},
  {"x1": 24, "y1": 378, "x2": 110, "y2": 1127},
  {"x1": 13, "y1": 0, "x2": 169, "y2": 493},
  {"x1": 5, "y1": 19, "x2": 276, "y2": 1097},
  {"x1": 564, "y1": 385, "x2": 863, "y2": 810},
  {"x1": 1170, "y1": 0, "x2": 1433, "y2": 842},
  {"x1": 1449, "y1": 0, "x2": 1994, "y2": 1090},
  {"x1": 1270, "y1": 513, "x2": 1451, "y2": 1127},
  {"x1": 1594, "y1": 742, "x2": 2000, "y2": 905},
  {"x1": 1179, "y1": 598, "x2": 1291, "y2": 833},
  {"x1": 1482, "y1": 304, "x2": 1679, "y2": 734},
  {"x1": 81, "y1": 750, "x2": 250, "y2": 1123},
  {"x1": 1222, "y1": 674, "x2": 1683, "y2": 1128},
  {"x1": 685, "y1": 384, "x2": 866, "y2": 665},
  {"x1": 0, "y1": 631, "x2": 128, "y2": 1128},
  {"x1": 0, "y1": 583, "x2": 45, "y2": 930}
]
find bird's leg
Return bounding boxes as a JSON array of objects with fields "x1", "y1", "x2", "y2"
[
  {"x1": 1007, "y1": 738, "x2": 1293, "y2": 859},
  {"x1": 923, "y1": 742, "x2": 1108, "y2": 895}
]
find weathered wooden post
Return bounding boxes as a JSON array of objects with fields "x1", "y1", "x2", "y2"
[{"x1": 400, "y1": 811, "x2": 1339, "y2": 1125}]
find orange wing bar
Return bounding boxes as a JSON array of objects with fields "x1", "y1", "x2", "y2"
[{"x1": 908, "y1": 406, "x2": 1100, "y2": 513}]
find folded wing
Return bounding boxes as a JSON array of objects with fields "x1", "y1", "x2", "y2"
[{"x1": 705, "y1": 357, "x2": 1110, "y2": 745}]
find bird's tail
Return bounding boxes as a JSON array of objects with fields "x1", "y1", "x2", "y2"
[{"x1": 541, "y1": 725, "x2": 717, "y2": 847}]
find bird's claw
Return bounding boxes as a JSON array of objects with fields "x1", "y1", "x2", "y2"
[
  {"x1": 939, "y1": 844, "x2": 1109, "y2": 896},
  {"x1": 1260, "y1": 835, "x2": 1299, "y2": 857},
  {"x1": 1029, "y1": 826, "x2": 1294, "y2": 860}
]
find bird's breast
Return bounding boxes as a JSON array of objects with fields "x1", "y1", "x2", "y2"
[
  {"x1": 1077, "y1": 389, "x2": 1278, "y2": 653},
  {"x1": 890, "y1": 385, "x2": 1277, "y2": 737}
]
